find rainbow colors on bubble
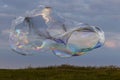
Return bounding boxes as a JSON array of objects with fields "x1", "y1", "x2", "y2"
[{"x1": 9, "y1": 6, "x2": 105, "y2": 57}]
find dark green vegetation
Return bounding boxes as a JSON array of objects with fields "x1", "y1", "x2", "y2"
[{"x1": 0, "y1": 65, "x2": 120, "y2": 80}]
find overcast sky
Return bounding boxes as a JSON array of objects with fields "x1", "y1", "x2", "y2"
[{"x1": 0, "y1": 0, "x2": 120, "y2": 69}]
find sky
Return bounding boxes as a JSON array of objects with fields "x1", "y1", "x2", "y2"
[{"x1": 0, "y1": 0, "x2": 120, "y2": 69}]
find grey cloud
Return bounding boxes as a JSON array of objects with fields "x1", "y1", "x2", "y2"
[
  {"x1": 0, "y1": 0, "x2": 40, "y2": 15},
  {"x1": 0, "y1": 13, "x2": 15, "y2": 17},
  {"x1": 104, "y1": 32, "x2": 120, "y2": 48},
  {"x1": 1, "y1": 0, "x2": 120, "y2": 15}
]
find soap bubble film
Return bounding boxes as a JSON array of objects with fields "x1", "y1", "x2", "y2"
[{"x1": 9, "y1": 7, "x2": 105, "y2": 57}]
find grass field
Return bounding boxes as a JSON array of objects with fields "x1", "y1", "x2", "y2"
[{"x1": 0, "y1": 64, "x2": 120, "y2": 80}]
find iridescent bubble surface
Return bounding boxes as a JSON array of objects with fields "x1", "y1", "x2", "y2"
[
  {"x1": 9, "y1": 6, "x2": 105, "y2": 57},
  {"x1": 9, "y1": 15, "x2": 49, "y2": 55},
  {"x1": 52, "y1": 25, "x2": 105, "y2": 57}
]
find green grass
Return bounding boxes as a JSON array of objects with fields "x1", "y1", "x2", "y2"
[{"x1": 0, "y1": 64, "x2": 120, "y2": 80}]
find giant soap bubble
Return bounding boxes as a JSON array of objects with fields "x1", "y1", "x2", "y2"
[{"x1": 9, "y1": 6, "x2": 105, "y2": 57}]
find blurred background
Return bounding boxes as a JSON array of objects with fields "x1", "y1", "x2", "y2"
[{"x1": 0, "y1": 0, "x2": 120, "y2": 69}]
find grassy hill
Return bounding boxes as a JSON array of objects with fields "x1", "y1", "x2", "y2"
[{"x1": 0, "y1": 64, "x2": 120, "y2": 80}]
